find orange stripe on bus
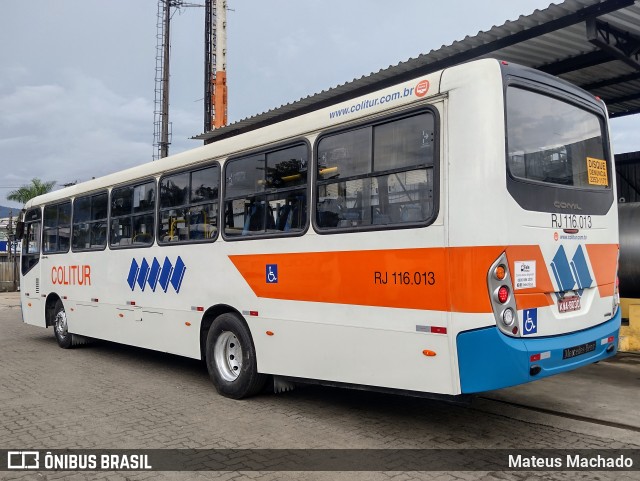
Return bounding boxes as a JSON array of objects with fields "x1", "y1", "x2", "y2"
[
  {"x1": 585, "y1": 243, "x2": 618, "y2": 298},
  {"x1": 229, "y1": 244, "x2": 618, "y2": 313},
  {"x1": 230, "y1": 246, "x2": 503, "y2": 313}
]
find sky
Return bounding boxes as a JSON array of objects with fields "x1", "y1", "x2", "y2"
[{"x1": 1, "y1": 0, "x2": 638, "y2": 209}]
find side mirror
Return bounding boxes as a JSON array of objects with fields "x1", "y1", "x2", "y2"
[{"x1": 15, "y1": 221, "x2": 25, "y2": 240}]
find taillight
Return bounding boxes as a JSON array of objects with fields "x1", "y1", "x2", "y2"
[
  {"x1": 487, "y1": 252, "x2": 520, "y2": 337},
  {"x1": 497, "y1": 286, "x2": 509, "y2": 303}
]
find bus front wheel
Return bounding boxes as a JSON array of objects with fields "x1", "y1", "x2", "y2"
[
  {"x1": 53, "y1": 299, "x2": 73, "y2": 349},
  {"x1": 205, "y1": 313, "x2": 266, "y2": 399}
]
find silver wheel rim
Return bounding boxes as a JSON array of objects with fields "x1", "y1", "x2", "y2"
[
  {"x1": 214, "y1": 331, "x2": 243, "y2": 382},
  {"x1": 55, "y1": 309, "x2": 68, "y2": 338}
]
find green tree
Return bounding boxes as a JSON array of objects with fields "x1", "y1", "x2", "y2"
[{"x1": 7, "y1": 178, "x2": 56, "y2": 204}]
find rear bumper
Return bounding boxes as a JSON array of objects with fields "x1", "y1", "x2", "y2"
[{"x1": 456, "y1": 309, "x2": 621, "y2": 394}]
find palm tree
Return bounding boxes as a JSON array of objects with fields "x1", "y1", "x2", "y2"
[{"x1": 7, "y1": 178, "x2": 56, "y2": 204}]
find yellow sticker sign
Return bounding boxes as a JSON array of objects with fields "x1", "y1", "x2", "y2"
[{"x1": 587, "y1": 157, "x2": 608, "y2": 186}]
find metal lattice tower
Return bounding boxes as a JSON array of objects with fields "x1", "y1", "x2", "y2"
[
  {"x1": 153, "y1": 0, "x2": 174, "y2": 160},
  {"x1": 153, "y1": 0, "x2": 222, "y2": 158}
]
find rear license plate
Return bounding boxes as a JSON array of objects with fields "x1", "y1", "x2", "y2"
[
  {"x1": 558, "y1": 295, "x2": 581, "y2": 313},
  {"x1": 562, "y1": 341, "x2": 596, "y2": 360}
]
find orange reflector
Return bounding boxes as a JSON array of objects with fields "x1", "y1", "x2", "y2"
[
  {"x1": 27, "y1": 303, "x2": 31, "y2": 307},
  {"x1": 495, "y1": 265, "x2": 506, "y2": 280},
  {"x1": 422, "y1": 350, "x2": 437, "y2": 357},
  {"x1": 70, "y1": 308, "x2": 75, "y2": 312},
  {"x1": 118, "y1": 314, "x2": 124, "y2": 318},
  {"x1": 266, "y1": 331, "x2": 274, "y2": 336},
  {"x1": 185, "y1": 322, "x2": 191, "y2": 327}
]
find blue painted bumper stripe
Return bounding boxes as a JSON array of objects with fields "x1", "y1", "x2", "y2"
[{"x1": 457, "y1": 310, "x2": 621, "y2": 393}]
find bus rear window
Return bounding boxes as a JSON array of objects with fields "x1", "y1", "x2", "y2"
[{"x1": 506, "y1": 87, "x2": 609, "y2": 189}]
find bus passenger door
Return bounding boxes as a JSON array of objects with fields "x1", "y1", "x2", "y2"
[{"x1": 21, "y1": 212, "x2": 45, "y2": 327}]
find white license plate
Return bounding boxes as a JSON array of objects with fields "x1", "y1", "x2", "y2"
[{"x1": 558, "y1": 295, "x2": 581, "y2": 313}]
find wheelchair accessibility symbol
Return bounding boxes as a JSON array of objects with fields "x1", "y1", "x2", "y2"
[
  {"x1": 266, "y1": 264, "x2": 278, "y2": 284},
  {"x1": 523, "y1": 308, "x2": 538, "y2": 335}
]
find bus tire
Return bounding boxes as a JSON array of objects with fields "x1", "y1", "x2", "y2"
[
  {"x1": 205, "y1": 313, "x2": 266, "y2": 399},
  {"x1": 53, "y1": 299, "x2": 73, "y2": 349}
]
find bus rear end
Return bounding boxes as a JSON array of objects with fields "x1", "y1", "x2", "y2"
[{"x1": 448, "y1": 61, "x2": 619, "y2": 393}]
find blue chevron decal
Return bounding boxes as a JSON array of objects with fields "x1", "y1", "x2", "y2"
[{"x1": 127, "y1": 256, "x2": 186, "y2": 293}]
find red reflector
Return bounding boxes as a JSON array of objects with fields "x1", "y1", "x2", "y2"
[
  {"x1": 498, "y1": 286, "x2": 509, "y2": 303},
  {"x1": 128, "y1": 301, "x2": 136, "y2": 306},
  {"x1": 608, "y1": 336, "x2": 614, "y2": 343},
  {"x1": 92, "y1": 298, "x2": 99, "y2": 303},
  {"x1": 197, "y1": 307, "x2": 204, "y2": 312},
  {"x1": 530, "y1": 353, "x2": 541, "y2": 362},
  {"x1": 250, "y1": 311, "x2": 259, "y2": 317},
  {"x1": 430, "y1": 326, "x2": 447, "y2": 334},
  {"x1": 501, "y1": 60, "x2": 509, "y2": 65},
  {"x1": 563, "y1": 228, "x2": 579, "y2": 234}
]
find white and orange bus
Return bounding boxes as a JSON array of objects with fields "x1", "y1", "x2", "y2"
[{"x1": 18, "y1": 59, "x2": 620, "y2": 399}]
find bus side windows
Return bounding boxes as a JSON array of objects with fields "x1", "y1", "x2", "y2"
[
  {"x1": 315, "y1": 111, "x2": 436, "y2": 231},
  {"x1": 43, "y1": 201, "x2": 71, "y2": 254},
  {"x1": 158, "y1": 165, "x2": 219, "y2": 244},
  {"x1": 72, "y1": 192, "x2": 108, "y2": 251},
  {"x1": 224, "y1": 143, "x2": 308, "y2": 238},
  {"x1": 110, "y1": 181, "x2": 155, "y2": 248}
]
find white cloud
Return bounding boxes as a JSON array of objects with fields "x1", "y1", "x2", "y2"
[{"x1": 0, "y1": 68, "x2": 166, "y2": 206}]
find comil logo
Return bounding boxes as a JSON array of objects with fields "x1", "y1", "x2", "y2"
[
  {"x1": 127, "y1": 256, "x2": 186, "y2": 293},
  {"x1": 415, "y1": 80, "x2": 430, "y2": 98}
]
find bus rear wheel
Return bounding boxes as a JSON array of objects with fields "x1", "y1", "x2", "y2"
[
  {"x1": 205, "y1": 313, "x2": 266, "y2": 399},
  {"x1": 53, "y1": 299, "x2": 73, "y2": 349}
]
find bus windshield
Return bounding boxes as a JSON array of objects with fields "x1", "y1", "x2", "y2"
[{"x1": 506, "y1": 87, "x2": 609, "y2": 189}]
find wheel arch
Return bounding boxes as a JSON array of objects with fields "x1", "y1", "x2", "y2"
[
  {"x1": 199, "y1": 304, "x2": 244, "y2": 361},
  {"x1": 44, "y1": 292, "x2": 62, "y2": 327}
]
